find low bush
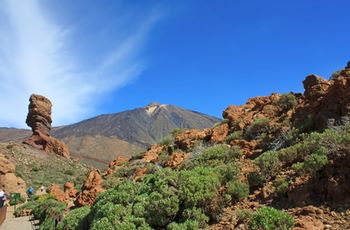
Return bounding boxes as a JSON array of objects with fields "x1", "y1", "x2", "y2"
[
  {"x1": 227, "y1": 181, "x2": 249, "y2": 201},
  {"x1": 274, "y1": 178, "x2": 289, "y2": 195},
  {"x1": 225, "y1": 131, "x2": 243, "y2": 143},
  {"x1": 276, "y1": 93, "x2": 298, "y2": 111},
  {"x1": 245, "y1": 118, "x2": 270, "y2": 140},
  {"x1": 249, "y1": 206, "x2": 294, "y2": 230},
  {"x1": 58, "y1": 206, "x2": 90, "y2": 230}
]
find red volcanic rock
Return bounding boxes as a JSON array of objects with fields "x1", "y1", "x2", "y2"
[
  {"x1": 25, "y1": 94, "x2": 52, "y2": 135},
  {"x1": 133, "y1": 167, "x2": 148, "y2": 181},
  {"x1": 105, "y1": 156, "x2": 130, "y2": 176},
  {"x1": 64, "y1": 182, "x2": 78, "y2": 198},
  {"x1": 75, "y1": 170, "x2": 104, "y2": 206},
  {"x1": 0, "y1": 154, "x2": 26, "y2": 196},
  {"x1": 175, "y1": 129, "x2": 211, "y2": 150},
  {"x1": 294, "y1": 216, "x2": 324, "y2": 230},
  {"x1": 294, "y1": 64, "x2": 350, "y2": 130},
  {"x1": 165, "y1": 152, "x2": 187, "y2": 168},
  {"x1": 210, "y1": 123, "x2": 230, "y2": 143},
  {"x1": 0, "y1": 154, "x2": 16, "y2": 174},
  {"x1": 48, "y1": 184, "x2": 66, "y2": 202},
  {"x1": 108, "y1": 156, "x2": 129, "y2": 168},
  {"x1": 23, "y1": 94, "x2": 70, "y2": 158},
  {"x1": 142, "y1": 144, "x2": 166, "y2": 163}
]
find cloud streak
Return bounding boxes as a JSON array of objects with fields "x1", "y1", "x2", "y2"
[{"x1": 0, "y1": 0, "x2": 159, "y2": 127}]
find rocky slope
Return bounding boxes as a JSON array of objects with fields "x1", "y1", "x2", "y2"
[{"x1": 75, "y1": 61, "x2": 350, "y2": 229}]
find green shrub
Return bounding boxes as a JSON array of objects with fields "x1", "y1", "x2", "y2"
[
  {"x1": 58, "y1": 206, "x2": 90, "y2": 230},
  {"x1": 89, "y1": 169, "x2": 179, "y2": 229},
  {"x1": 236, "y1": 209, "x2": 253, "y2": 223},
  {"x1": 167, "y1": 220, "x2": 199, "y2": 230},
  {"x1": 274, "y1": 178, "x2": 289, "y2": 195},
  {"x1": 303, "y1": 148, "x2": 328, "y2": 173},
  {"x1": 64, "y1": 169, "x2": 75, "y2": 176},
  {"x1": 159, "y1": 137, "x2": 174, "y2": 146},
  {"x1": 178, "y1": 167, "x2": 221, "y2": 208},
  {"x1": 276, "y1": 93, "x2": 298, "y2": 111},
  {"x1": 225, "y1": 131, "x2": 243, "y2": 143},
  {"x1": 182, "y1": 208, "x2": 209, "y2": 228},
  {"x1": 216, "y1": 162, "x2": 240, "y2": 183},
  {"x1": 255, "y1": 151, "x2": 282, "y2": 181},
  {"x1": 245, "y1": 118, "x2": 270, "y2": 140},
  {"x1": 227, "y1": 181, "x2": 249, "y2": 201},
  {"x1": 249, "y1": 207, "x2": 294, "y2": 230}
]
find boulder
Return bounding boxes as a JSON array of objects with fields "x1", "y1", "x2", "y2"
[
  {"x1": 64, "y1": 182, "x2": 78, "y2": 198},
  {"x1": 48, "y1": 184, "x2": 66, "y2": 202},
  {"x1": 175, "y1": 129, "x2": 211, "y2": 150},
  {"x1": 75, "y1": 170, "x2": 104, "y2": 206},
  {"x1": 0, "y1": 154, "x2": 15, "y2": 174},
  {"x1": 210, "y1": 123, "x2": 230, "y2": 143},
  {"x1": 165, "y1": 152, "x2": 187, "y2": 168},
  {"x1": 142, "y1": 144, "x2": 166, "y2": 163},
  {"x1": 0, "y1": 173, "x2": 26, "y2": 197},
  {"x1": 294, "y1": 216, "x2": 324, "y2": 230}
]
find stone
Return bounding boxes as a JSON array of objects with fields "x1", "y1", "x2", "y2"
[
  {"x1": 0, "y1": 154, "x2": 15, "y2": 174},
  {"x1": 64, "y1": 182, "x2": 78, "y2": 198},
  {"x1": 294, "y1": 216, "x2": 324, "y2": 230},
  {"x1": 75, "y1": 170, "x2": 104, "y2": 206},
  {"x1": 210, "y1": 123, "x2": 230, "y2": 143},
  {"x1": 175, "y1": 129, "x2": 211, "y2": 150}
]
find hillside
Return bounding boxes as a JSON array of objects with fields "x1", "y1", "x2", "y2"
[{"x1": 21, "y1": 62, "x2": 350, "y2": 230}]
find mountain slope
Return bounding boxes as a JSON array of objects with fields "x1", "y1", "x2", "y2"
[{"x1": 52, "y1": 103, "x2": 220, "y2": 147}]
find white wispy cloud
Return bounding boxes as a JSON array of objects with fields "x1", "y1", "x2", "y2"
[{"x1": 0, "y1": 0, "x2": 160, "y2": 128}]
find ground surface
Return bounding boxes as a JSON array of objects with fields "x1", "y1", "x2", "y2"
[{"x1": 0, "y1": 206, "x2": 37, "y2": 230}]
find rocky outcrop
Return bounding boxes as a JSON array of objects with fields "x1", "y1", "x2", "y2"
[
  {"x1": 23, "y1": 94, "x2": 70, "y2": 158},
  {"x1": 175, "y1": 129, "x2": 211, "y2": 151},
  {"x1": 105, "y1": 156, "x2": 130, "y2": 175},
  {"x1": 293, "y1": 64, "x2": 350, "y2": 130},
  {"x1": 64, "y1": 182, "x2": 78, "y2": 198},
  {"x1": 210, "y1": 123, "x2": 230, "y2": 143},
  {"x1": 165, "y1": 152, "x2": 188, "y2": 168},
  {"x1": 0, "y1": 154, "x2": 26, "y2": 196},
  {"x1": 75, "y1": 170, "x2": 104, "y2": 206},
  {"x1": 48, "y1": 184, "x2": 66, "y2": 202},
  {"x1": 141, "y1": 144, "x2": 166, "y2": 163}
]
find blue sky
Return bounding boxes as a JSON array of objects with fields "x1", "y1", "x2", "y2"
[{"x1": 0, "y1": 0, "x2": 349, "y2": 127}]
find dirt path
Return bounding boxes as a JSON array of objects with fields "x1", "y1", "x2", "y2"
[{"x1": 0, "y1": 206, "x2": 36, "y2": 230}]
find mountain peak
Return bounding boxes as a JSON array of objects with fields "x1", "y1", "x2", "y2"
[
  {"x1": 145, "y1": 102, "x2": 167, "y2": 115},
  {"x1": 146, "y1": 102, "x2": 162, "y2": 107}
]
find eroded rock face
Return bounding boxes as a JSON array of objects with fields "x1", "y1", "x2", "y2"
[
  {"x1": 64, "y1": 182, "x2": 78, "y2": 198},
  {"x1": 210, "y1": 123, "x2": 230, "y2": 143},
  {"x1": 0, "y1": 154, "x2": 26, "y2": 196},
  {"x1": 105, "y1": 156, "x2": 130, "y2": 176},
  {"x1": 23, "y1": 94, "x2": 70, "y2": 158},
  {"x1": 165, "y1": 152, "x2": 188, "y2": 168},
  {"x1": 75, "y1": 170, "x2": 104, "y2": 206},
  {"x1": 175, "y1": 129, "x2": 211, "y2": 151},
  {"x1": 141, "y1": 144, "x2": 166, "y2": 163},
  {"x1": 293, "y1": 66, "x2": 350, "y2": 130},
  {"x1": 26, "y1": 94, "x2": 52, "y2": 135}
]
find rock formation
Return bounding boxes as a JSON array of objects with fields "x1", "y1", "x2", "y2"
[
  {"x1": 23, "y1": 94, "x2": 70, "y2": 158},
  {"x1": 75, "y1": 170, "x2": 104, "y2": 206},
  {"x1": 293, "y1": 64, "x2": 350, "y2": 130},
  {"x1": 0, "y1": 154, "x2": 26, "y2": 196}
]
